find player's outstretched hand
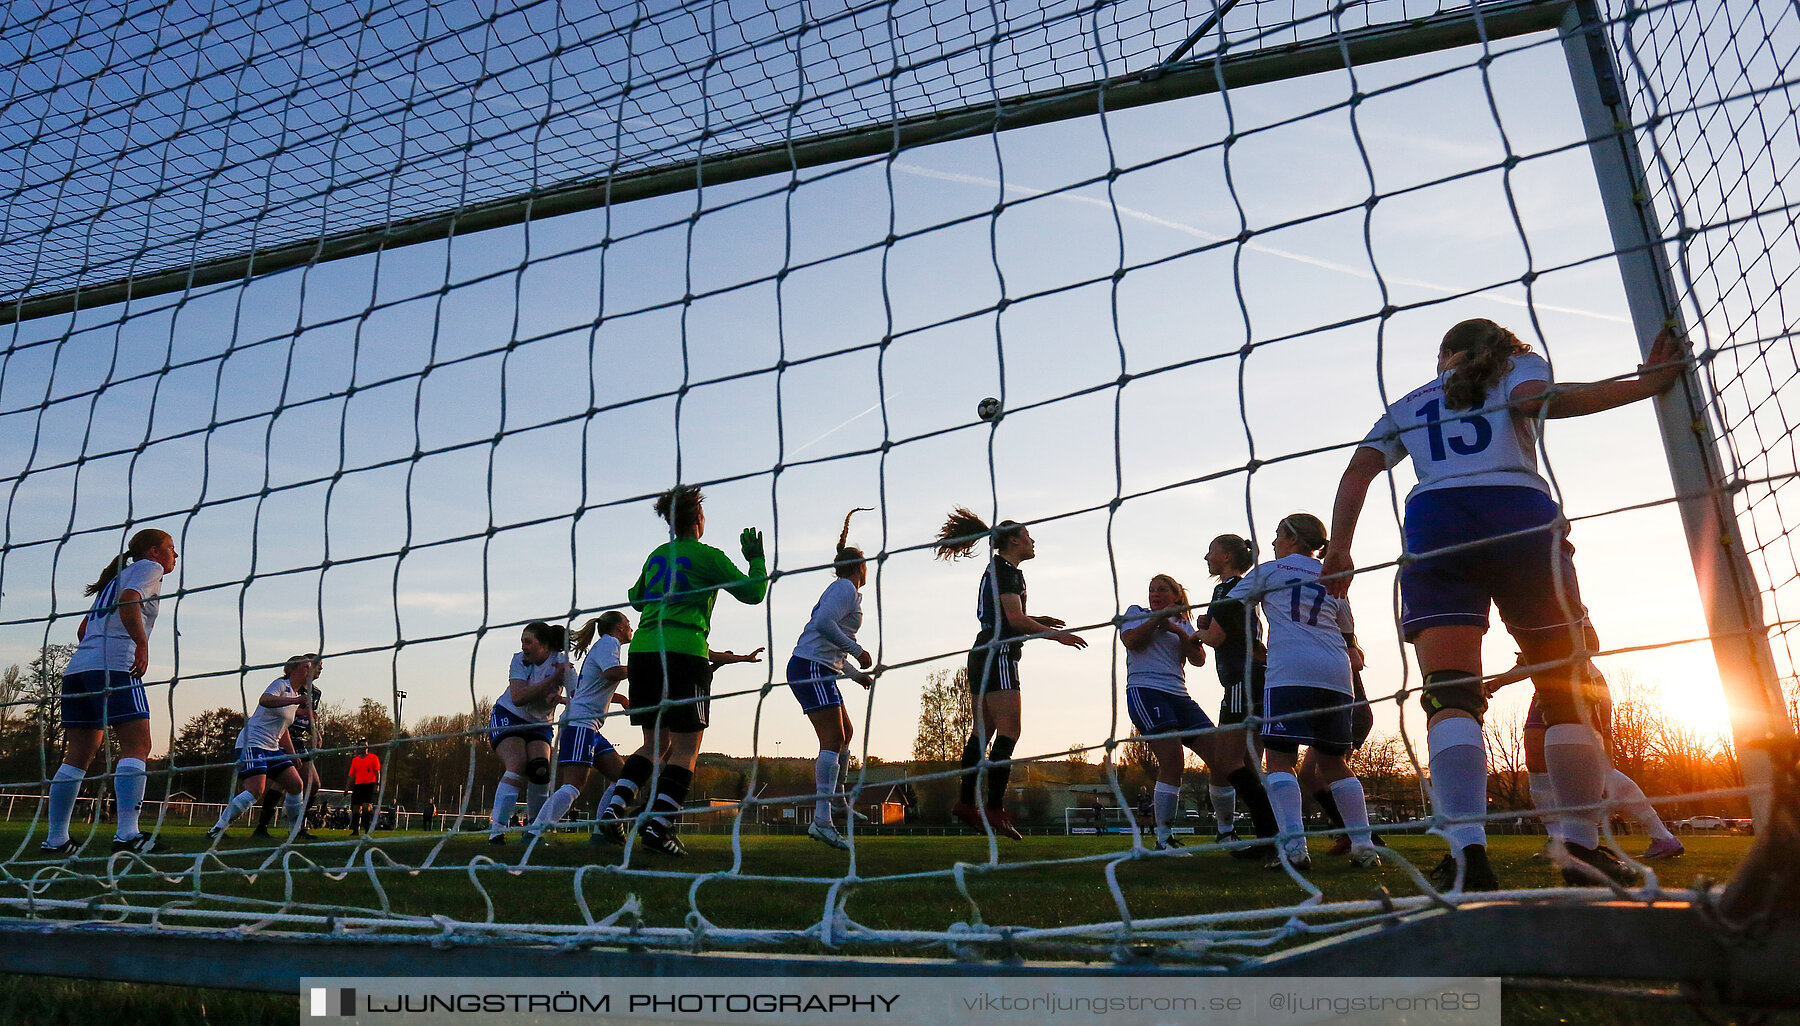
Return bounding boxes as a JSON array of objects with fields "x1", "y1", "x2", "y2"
[
  {"x1": 740, "y1": 527, "x2": 765, "y2": 561},
  {"x1": 1055, "y1": 632, "x2": 1088, "y2": 650},
  {"x1": 1321, "y1": 547, "x2": 1354, "y2": 598},
  {"x1": 1640, "y1": 325, "x2": 1692, "y2": 394},
  {"x1": 1036, "y1": 616, "x2": 1067, "y2": 629}
]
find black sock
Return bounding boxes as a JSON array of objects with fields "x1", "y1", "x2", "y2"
[
  {"x1": 958, "y1": 734, "x2": 985, "y2": 806},
  {"x1": 986, "y1": 735, "x2": 1017, "y2": 810},
  {"x1": 649, "y1": 765, "x2": 693, "y2": 826},
  {"x1": 609, "y1": 754, "x2": 655, "y2": 813},
  {"x1": 1229, "y1": 766, "x2": 1279, "y2": 840},
  {"x1": 1313, "y1": 788, "x2": 1345, "y2": 830},
  {"x1": 254, "y1": 789, "x2": 279, "y2": 830}
]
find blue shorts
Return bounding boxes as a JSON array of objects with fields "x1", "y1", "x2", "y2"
[
  {"x1": 1261, "y1": 686, "x2": 1356, "y2": 757},
  {"x1": 236, "y1": 746, "x2": 294, "y2": 778},
  {"x1": 786, "y1": 655, "x2": 845, "y2": 713},
  {"x1": 488, "y1": 706, "x2": 553, "y2": 749},
  {"x1": 1400, "y1": 486, "x2": 1584, "y2": 641},
  {"x1": 1126, "y1": 687, "x2": 1215, "y2": 738},
  {"x1": 557, "y1": 723, "x2": 617, "y2": 767},
  {"x1": 60, "y1": 669, "x2": 149, "y2": 728}
]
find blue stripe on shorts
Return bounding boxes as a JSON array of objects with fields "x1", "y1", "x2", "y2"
[{"x1": 786, "y1": 655, "x2": 844, "y2": 713}]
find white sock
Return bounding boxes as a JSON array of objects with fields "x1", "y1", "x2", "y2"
[
  {"x1": 835, "y1": 747, "x2": 853, "y2": 809},
  {"x1": 1529, "y1": 771, "x2": 1561, "y2": 841},
  {"x1": 216, "y1": 790, "x2": 256, "y2": 830},
  {"x1": 596, "y1": 780, "x2": 623, "y2": 817},
  {"x1": 284, "y1": 792, "x2": 306, "y2": 834},
  {"x1": 490, "y1": 774, "x2": 522, "y2": 836},
  {"x1": 46, "y1": 763, "x2": 85, "y2": 846},
  {"x1": 524, "y1": 782, "x2": 550, "y2": 824},
  {"x1": 113, "y1": 758, "x2": 147, "y2": 840},
  {"x1": 1209, "y1": 785, "x2": 1237, "y2": 833},
  {"x1": 1427, "y1": 717, "x2": 1488, "y2": 850},
  {"x1": 1265, "y1": 771, "x2": 1305, "y2": 857},
  {"x1": 1545, "y1": 723, "x2": 1606, "y2": 850},
  {"x1": 1153, "y1": 781, "x2": 1181, "y2": 839},
  {"x1": 1329, "y1": 776, "x2": 1373, "y2": 848},
  {"x1": 534, "y1": 784, "x2": 581, "y2": 830},
  {"x1": 814, "y1": 750, "x2": 839, "y2": 822},
  {"x1": 1606, "y1": 768, "x2": 1674, "y2": 841}
]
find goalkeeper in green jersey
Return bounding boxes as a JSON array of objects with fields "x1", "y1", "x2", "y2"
[{"x1": 597, "y1": 485, "x2": 768, "y2": 856}]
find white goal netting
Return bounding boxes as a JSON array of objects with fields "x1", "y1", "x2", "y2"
[{"x1": 0, "y1": 0, "x2": 1796, "y2": 970}]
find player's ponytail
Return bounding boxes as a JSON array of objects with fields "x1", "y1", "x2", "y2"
[
  {"x1": 1277, "y1": 513, "x2": 1328, "y2": 557},
  {"x1": 84, "y1": 528, "x2": 170, "y2": 596},
  {"x1": 569, "y1": 611, "x2": 626, "y2": 658},
  {"x1": 834, "y1": 507, "x2": 874, "y2": 577},
  {"x1": 934, "y1": 507, "x2": 1024, "y2": 561},
  {"x1": 1441, "y1": 318, "x2": 1531, "y2": 411}
]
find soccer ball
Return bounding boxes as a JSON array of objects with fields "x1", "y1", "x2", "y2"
[{"x1": 977, "y1": 396, "x2": 1002, "y2": 422}]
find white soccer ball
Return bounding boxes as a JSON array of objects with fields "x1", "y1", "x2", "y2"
[{"x1": 977, "y1": 396, "x2": 1002, "y2": 422}]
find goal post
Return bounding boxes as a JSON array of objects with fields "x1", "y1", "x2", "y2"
[{"x1": 1561, "y1": 0, "x2": 1794, "y2": 829}]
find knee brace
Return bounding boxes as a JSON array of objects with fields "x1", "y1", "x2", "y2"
[
  {"x1": 1420, "y1": 669, "x2": 1486, "y2": 721},
  {"x1": 525, "y1": 757, "x2": 552, "y2": 785}
]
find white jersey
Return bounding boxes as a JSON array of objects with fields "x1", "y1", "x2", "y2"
[
  {"x1": 65, "y1": 558, "x2": 165, "y2": 675},
  {"x1": 1120, "y1": 605, "x2": 1194, "y2": 696},
  {"x1": 1229, "y1": 554, "x2": 1355, "y2": 695},
  {"x1": 236, "y1": 676, "x2": 298, "y2": 751},
  {"x1": 1361, "y1": 352, "x2": 1553, "y2": 500},
  {"x1": 792, "y1": 577, "x2": 865, "y2": 672},
  {"x1": 566, "y1": 635, "x2": 622, "y2": 725},
  {"x1": 497, "y1": 651, "x2": 571, "y2": 723}
]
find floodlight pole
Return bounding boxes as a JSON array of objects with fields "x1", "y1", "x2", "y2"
[{"x1": 1562, "y1": 0, "x2": 1793, "y2": 827}]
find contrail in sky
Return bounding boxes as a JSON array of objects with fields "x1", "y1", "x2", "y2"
[
  {"x1": 893, "y1": 163, "x2": 1628, "y2": 324},
  {"x1": 791, "y1": 394, "x2": 896, "y2": 455}
]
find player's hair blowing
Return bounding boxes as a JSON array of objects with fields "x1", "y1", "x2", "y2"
[
  {"x1": 570, "y1": 611, "x2": 628, "y2": 658},
  {"x1": 654, "y1": 486, "x2": 705, "y2": 534},
  {"x1": 933, "y1": 507, "x2": 1025, "y2": 560},
  {"x1": 834, "y1": 507, "x2": 874, "y2": 578},
  {"x1": 1150, "y1": 574, "x2": 1191, "y2": 624},
  {"x1": 84, "y1": 528, "x2": 171, "y2": 597},
  {"x1": 1441, "y1": 318, "x2": 1532, "y2": 412},
  {"x1": 1278, "y1": 514, "x2": 1328, "y2": 556},
  {"x1": 1210, "y1": 534, "x2": 1256, "y2": 574},
  {"x1": 523, "y1": 621, "x2": 567, "y2": 654}
]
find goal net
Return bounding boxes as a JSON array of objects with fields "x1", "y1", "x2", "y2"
[{"x1": 0, "y1": 0, "x2": 1796, "y2": 984}]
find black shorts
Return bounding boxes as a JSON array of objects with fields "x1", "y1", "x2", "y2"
[
  {"x1": 352, "y1": 783, "x2": 377, "y2": 806},
  {"x1": 628, "y1": 650, "x2": 712, "y2": 733},
  {"x1": 1218, "y1": 663, "x2": 1266, "y2": 726},
  {"x1": 966, "y1": 644, "x2": 1020, "y2": 695},
  {"x1": 1351, "y1": 672, "x2": 1374, "y2": 748}
]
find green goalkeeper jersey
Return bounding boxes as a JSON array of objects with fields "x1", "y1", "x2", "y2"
[{"x1": 627, "y1": 538, "x2": 768, "y2": 657}]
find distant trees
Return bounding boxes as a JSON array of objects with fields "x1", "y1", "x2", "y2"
[{"x1": 911, "y1": 667, "x2": 973, "y2": 762}]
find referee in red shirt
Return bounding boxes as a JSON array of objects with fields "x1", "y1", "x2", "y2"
[{"x1": 348, "y1": 740, "x2": 382, "y2": 835}]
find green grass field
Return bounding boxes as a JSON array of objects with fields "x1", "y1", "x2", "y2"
[
  {"x1": 0, "y1": 825, "x2": 1760, "y2": 939},
  {"x1": 0, "y1": 825, "x2": 1759, "y2": 943},
  {"x1": 0, "y1": 826, "x2": 1782, "y2": 1024}
]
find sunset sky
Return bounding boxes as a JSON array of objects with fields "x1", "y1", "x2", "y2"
[{"x1": 0, "y1": 12, "x2": 1766, "y2": 786}]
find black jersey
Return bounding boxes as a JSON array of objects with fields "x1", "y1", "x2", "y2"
[
  {"x1": 1199, "y1": 575, "x2": 1265, "y2": 685},
  {"x1": 290, "y1": 685, "x2": 322, "y2": 745},
  {"x1": 974, "y1": 556, "x2": 1028, "y2": 659}
]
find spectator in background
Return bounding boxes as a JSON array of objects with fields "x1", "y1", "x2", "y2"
[{"x1": 348, "y1": 740, "x2": 382, "y2": 835}]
